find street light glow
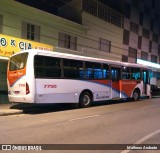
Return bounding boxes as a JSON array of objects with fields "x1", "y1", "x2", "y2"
[{"x1": 137, "y1": 59, "x2": 160, "y2": 69}]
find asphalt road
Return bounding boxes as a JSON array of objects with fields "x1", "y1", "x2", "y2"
[{"x1": 0, "y1": 98, "x2": 160, "y2": 153}]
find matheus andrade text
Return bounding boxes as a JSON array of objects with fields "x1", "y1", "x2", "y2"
[{"x1": 127, "y1": 145, "x2": 158, "y2": 150}]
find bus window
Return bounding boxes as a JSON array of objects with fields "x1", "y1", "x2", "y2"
[
  {"x1": 63, "y1": 59, "x2": 83, "y2": 78},
  {"x1": 45, "y1": 56, "x2": 61, "y2": 78},
  {"x1": 103, "y1": 64, "x2": 110, "y2": 79},
  {"x1": 9, "y1": 53, "x2": 28, "y2": 71},
  {"x1": 122, "y1": 66, "x2": 130, "y2": 79},
  {"x1": 34, "y1": 55, "x2": 45, "y2": 77},
  {"x1": 85, "y1": 62, "x2": 102, "y2": 79},
  {"x1": 34, "y1": 55, "x2": 61, "y2": 78},
  {"x1": 131, "y1": 67, "x2": 141, "y2": 80}
]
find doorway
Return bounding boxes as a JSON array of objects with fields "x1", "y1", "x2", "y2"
[{"x1": 110, "y1": 66, "x2": 121, "y2": 99}]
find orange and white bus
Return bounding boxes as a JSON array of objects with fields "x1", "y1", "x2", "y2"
[{"x1": 7, "y1": 49, "x2": 151, "y2": 107}]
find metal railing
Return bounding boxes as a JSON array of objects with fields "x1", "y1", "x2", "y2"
[{"x1": 82, "y1": 0, "x2": 123, "y2": 28}]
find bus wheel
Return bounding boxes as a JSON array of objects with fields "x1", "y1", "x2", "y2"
[
  {"x1": 79, "y1": 92, "x2": 92, "y2": 108},
  {"x1": 132, "y1": 90, "x2": 139, "y2": 101}
]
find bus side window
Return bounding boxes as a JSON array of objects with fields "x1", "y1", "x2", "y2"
[
  {"x1": 34, "y1": 55, "x2": 61, "y2": 78},
  {"x1": 103, "y1": 64, "x2": 110, "y2": 79},
  {"x1": 45, "y1": 57, "x2": 61, "y2": 78},
  {"x1": 93, "y1": 63, "x2": 103, "y2": 79},
  {"x1": 122, "y1": 66, "x2": 130, "y2": 80},
  {"x1": 34, "y1": 55, "x2": 45, "y2": 77},
  {"x1": 131, "y1": 67, "x2": 141, "y2": 80},
  {"x1": 85, "y1": 62, "x2": 102, "y2": 79},
  {"x1": 63, "y1": 59, "x2": 83, "y2": 79}
]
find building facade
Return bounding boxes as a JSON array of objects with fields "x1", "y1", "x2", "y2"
[{"x1": 122, "y1": 0, "x2": 160, "y2": 85}]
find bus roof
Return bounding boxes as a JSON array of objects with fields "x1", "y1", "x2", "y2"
[{"x1": 11, "y1": 49, "x2": 148, "y2": 69}]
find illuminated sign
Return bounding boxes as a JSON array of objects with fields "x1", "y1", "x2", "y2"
[
  {"x1": 137, "y1": 59, "x2": 160, "y2": 69},
  {"x1": 0, "y1": 34, "x2": 53, "y2": 57}
]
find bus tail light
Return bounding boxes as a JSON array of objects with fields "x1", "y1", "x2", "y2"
[{"x1": 26, "y1": 82, "x2": 30, "y2": 94}]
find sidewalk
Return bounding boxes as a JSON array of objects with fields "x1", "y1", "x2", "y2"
[
  {"x1": 0, "y1": 102, "x2": 62, "y2": 116},
  {"x1": 0, "y1": 103, "x2": 23, "y2": 116}
]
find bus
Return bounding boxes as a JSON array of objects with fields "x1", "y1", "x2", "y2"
[{"x1": 7, "y1": 49, "x2": 151, "y2": 107}]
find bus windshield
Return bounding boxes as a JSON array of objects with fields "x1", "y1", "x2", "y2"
[{"x1": 9, "y1": 53, "x2": 28, "y2": 71}]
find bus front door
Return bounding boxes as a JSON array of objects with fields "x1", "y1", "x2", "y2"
[{"x1": 111, "y1": 67, "x2": 121, "y2": 99}]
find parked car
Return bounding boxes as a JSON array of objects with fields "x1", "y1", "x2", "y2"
[{"x1": 150, "y1": 84, "x2": 160, "y2": 96}]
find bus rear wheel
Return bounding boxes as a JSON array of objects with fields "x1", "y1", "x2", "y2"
[
  {"x1": 79, "y1": 91, "x2": 92, "y2": 108},
  {"x1": 132, "y1": 90, "x2": 139, "y2": 101}
]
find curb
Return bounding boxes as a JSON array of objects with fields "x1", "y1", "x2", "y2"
[{"x1": 0, "y1": 109, "x2": 23, "y2": 116}]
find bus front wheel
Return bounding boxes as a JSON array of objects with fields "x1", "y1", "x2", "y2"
[
  {"x1": 132, "y1": 90, "x2": 139, "y2": 101},
  {"x1": 79, "y1": 91, "x2": 92, "y2": 108}
]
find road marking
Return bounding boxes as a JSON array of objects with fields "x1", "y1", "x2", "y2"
[
  {"x1": 143, "y1": 105, "x2": 156, "y2": 108},
  {"x1": 121, "y1": 129, "x2": 160, "y2": 153},
  {"x1": 68, "y1": 114, "x2": 100, "y2": 122}
]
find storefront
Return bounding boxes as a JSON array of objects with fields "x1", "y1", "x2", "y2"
[{"x1": 0, "y1": 34, "x2": 53, "y2": 104}]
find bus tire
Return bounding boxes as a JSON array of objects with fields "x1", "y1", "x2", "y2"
[
  {"x1": 132, "y1": 90, "x2": 139, "y2": 101},
  {"x1": 79, "y1": 91, "x2": 92, "y2": 108}
]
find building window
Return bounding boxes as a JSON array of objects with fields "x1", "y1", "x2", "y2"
[
  {"x1": 27, "y1": 24, "x2": 35, "y2": 40},
  {"x1": 149, "y1": 41, "x2": 152, "y2": 53},
  {"x1": 142, "y1": 28, "x2": 150, "y2": 39},
  {"x1": 141, "y1": 51, "x2": 148, "y2": 60},
  {"x1": 150, "y1": 19, "x2": 153, "y2": 31},
  {"x1": 152, "y1": 33, "x2": 158, "y2": 42},
  {"x1": 138, "y1": 36, "x2": 142, "y2": 49},
  {"x1": 0, "y1": 15, "x2": 3, "y2": 33},
  {"x1": 21, "y1": 22, "x2": 40, "y2": 41},
  {"x1": 124, "y1": 3, "x2": 131, "y2": 19},
  {"x1": 123, "y1": 29, "x2": 129, "y2": 45},
  {"x1": 158, "y1": 45, "x2": 160, "y2": 56},
  {"x1": 144, "y1": 5, "x2": 150, "y2": 15},
  {"x1": 151, "y1": 54, "x2": 157, "y2": 63},
  {"x1": 122, "y1": 55, "x2": 128, "y2": 62},
  {"x1": 99, "y1": 38, "x2": 111, "y2": 52},
  {"x1": 132, "y1": 0, "x2": 139, "y2": 8},
  {"x1": 139, "y1": 12, "x2": 143, "y2": 26},
  {"x1": 58, "y1": 32, "x2": 77, "y2": 50},
  {"x1": 152, "y1": 0, "x2": 155, "y2": 9},
  {"x1": 130, "y1": 22, "x2": 139, "y2": 34},
  {"x1": 129, "y1": 47, "x2": 137, "y2": 58}
]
